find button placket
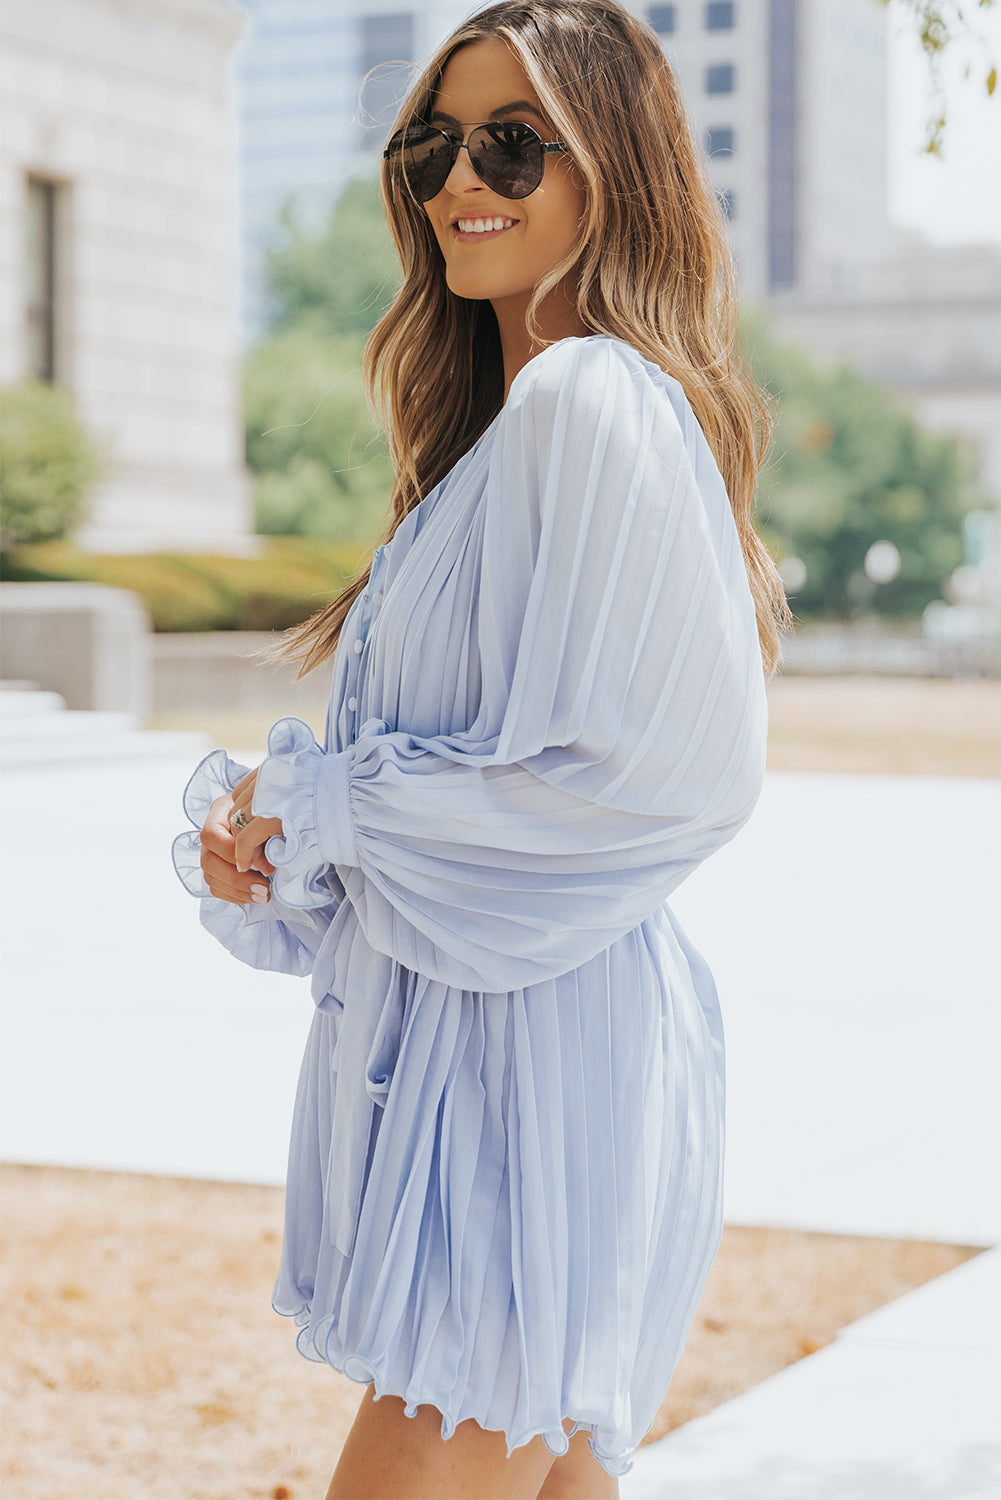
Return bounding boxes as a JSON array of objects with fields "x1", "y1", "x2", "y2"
[{"x1": 345, "y1": 545, "x2": 388, "y2": 741}]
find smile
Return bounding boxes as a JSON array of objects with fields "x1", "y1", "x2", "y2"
[{"x1": 453, "y1": 216, "x2": 517, "y2": 239}]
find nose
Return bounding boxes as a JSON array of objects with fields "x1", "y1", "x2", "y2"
[{"x1": 442, "y1": 140, "x2": 484, "y2": 196}]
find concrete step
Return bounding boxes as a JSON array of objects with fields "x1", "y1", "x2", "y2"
[
  {"x1": 0, "y1": 708, "x2": 208, "y2": 768},
  {"x1": 0, "y1": 679, "x2": 208, "y2": 766},
  {"x1": 1, "y1": 707, "x2": 135, "y2": 737},
  {"x1": 0, "y1": 727, "x2": 209, "y2": 767},
  {"x1": 0, "y1": 685, "x2": 69, "y2": 715}
]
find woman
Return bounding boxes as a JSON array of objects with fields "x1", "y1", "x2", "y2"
[{"x1": 174, "y1": 2, "x2": 788, "y2": 1494}]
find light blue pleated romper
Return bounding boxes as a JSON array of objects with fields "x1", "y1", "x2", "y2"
[{"x1": 174, "y1": 335, "x2": 767, "y2": 1476}]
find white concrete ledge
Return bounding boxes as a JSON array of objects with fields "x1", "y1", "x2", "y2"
[{"x1": 0, "y1": 581, "x2": 151, "y2": 715}]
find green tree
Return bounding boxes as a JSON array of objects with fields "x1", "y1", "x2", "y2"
[
  {"x1": 244, "y1": 176, "x2": 401, "y2": 545},
  {"x1": 244, "y1": 326, "x2": 393, "y2": 544},
  {"x1": 263, "y1": 176, "x2": 401, "y2": 337},
  {"x1": 879, "y1": 0, "x2": 998, "y2": 152},
  {"x1": 0, "y1": 380, "x2": 101, "y2": 551},
  {"x1": 747, "y1": 324, "x2": 975, "y2": 619}
]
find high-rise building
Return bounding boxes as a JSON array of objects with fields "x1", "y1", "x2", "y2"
[
  {"x1": 637, "y1": 0, "x2": 894, "y2": 300},
  {"x1": 636, "y1": 3, "x2": 1000, "y2": 514},
  {"x1": 235, "y1": 1, "x2": 472, "y2": 334}
]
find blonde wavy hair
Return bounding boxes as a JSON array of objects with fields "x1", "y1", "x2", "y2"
[{"x1": 280, "y1": 0, "x2": 789, "y2": 675}]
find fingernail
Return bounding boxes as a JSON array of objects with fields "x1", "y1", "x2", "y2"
[{"x1": 251, "y1": 884, "x2": 269, "y2": 904}]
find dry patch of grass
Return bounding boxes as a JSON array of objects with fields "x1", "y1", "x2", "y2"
[{"x1": 0, "y1": 1165, "x2": 980, "y2": 1500}]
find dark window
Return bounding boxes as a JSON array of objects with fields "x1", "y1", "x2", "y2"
[
  {"x1": 648, "y1": 5, "x2": 676, "y2": 33},
  {"x1": 716, "y1": 187, "x2": 736, "y2": 220},
  {"x1": 705, "y1": 62, "x2": 735, "y2": 94},
  {"x1": 706, "y1": 126, "x2": 735, "y2": 158},
  {"x1": 26, "y1": 177, "x2": 57, "y2": 382},
  {"x1": 361, "y1": 12, "x2": 414, "y2": 146},
  {"x1": 706, "y1": 2, "x2": 735, "y2": 28}
]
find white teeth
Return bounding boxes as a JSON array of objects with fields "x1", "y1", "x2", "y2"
[{"x1": 457, "y1": 217, "x2": 513, "y2": 233}]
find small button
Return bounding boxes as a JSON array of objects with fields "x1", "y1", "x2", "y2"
[
  {"x1": 347, "y1": 697, "x2": 357, "y2": 711},
  {"x1": 375, "y1": 593, "x2": 383, "y2": 603},
  {"x1": 353, "y1": 639, "x2": 363, "y2": 653},
  {"x1": 361, "y1": 593, "x2": 369, "y2": 603}
]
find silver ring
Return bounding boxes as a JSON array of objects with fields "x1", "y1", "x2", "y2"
[{"x1": 229, "y1": 806, "x2": 250, "y2": 832}]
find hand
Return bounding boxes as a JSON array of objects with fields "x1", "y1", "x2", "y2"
[{"x1": 198, "y1": 768, "x2": 284, "y2": 905}]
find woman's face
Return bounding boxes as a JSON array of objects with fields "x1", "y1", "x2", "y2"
[{"x1": 422, "y1": 38, "x2": 586, "y2": 314}]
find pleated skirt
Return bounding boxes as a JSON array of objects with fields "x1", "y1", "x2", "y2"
[{"x1": 272, "y1": 903, "x2": 725, "y2": 1478}]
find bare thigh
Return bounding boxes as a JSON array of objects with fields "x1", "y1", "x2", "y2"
[
  {"x1": 325, "y1": 1385, "x2": 619, "y2": 1500},
  {"x1": 538, "y1": 1429, "x2": 620, "y2": 1500}
]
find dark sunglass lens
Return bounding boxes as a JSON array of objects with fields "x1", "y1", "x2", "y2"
[
  {"x1": 468, "y1": 123, "x2": 544, "y2": 199},
  {"x1": 389, "y1": 128, "x2": 455, "y2": 202}
]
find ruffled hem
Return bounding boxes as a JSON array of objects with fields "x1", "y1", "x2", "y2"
[
  {"x1": 252, "y1": 716, "x2": 353, "y2": 909},
  {"x1": 270, "y1": 935, "x2": 723, "y2": 1488},
  {"x1": 271, "y1": 1296, "x2": 637, "y2": 1478}
]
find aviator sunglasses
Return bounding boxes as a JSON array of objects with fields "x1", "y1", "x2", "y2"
[{"x1": 384, "y1": 120, "x2": 570, "y2": 203}]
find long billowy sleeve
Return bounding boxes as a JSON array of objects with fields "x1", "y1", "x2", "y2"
[
  {"x1": 252, "y1": 338, "x2": 768, "y2": 992},
  {"x1": 172, "y1": 746, "x2": 339, "y2": 976}
]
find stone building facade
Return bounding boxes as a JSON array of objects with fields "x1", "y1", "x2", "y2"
[{"x1": 0, "y1": 0, "x2": 252, "y2": 551}]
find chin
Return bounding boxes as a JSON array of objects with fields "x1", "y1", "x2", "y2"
[
  {"x1": 444, "y1": 268, "x2": 496, "y2": 300},
  {"x1": 446, "y1": 270, "x2": 531, "y2": 304}
]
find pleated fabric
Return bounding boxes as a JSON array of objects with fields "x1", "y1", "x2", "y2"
[{"x1": 172, "y1": 335, "x2": 767, "y2": 1476}]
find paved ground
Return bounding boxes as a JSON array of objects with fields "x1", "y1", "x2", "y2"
[
  {"x1": 3, "y1": 751, "x2": 996, "y2": 1244},
  {"x1": 624, "y1": 1244, "x2": 1001, "y2": 1500},
  {"x1": 2, "y1": 743, "x2": 999, "y2": 1497}
]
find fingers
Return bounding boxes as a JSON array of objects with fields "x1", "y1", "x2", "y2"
[
  {"x1": 199, "y1": 793, "x2": 273, "y2": 904},
  {"x1": 234, "y1": 820, "x2": 277, "y2": 876},
  {"x1": 202, "y1": 793, "x2": 237, "y2": 854},
  {"x1": 196, "y1": 779, "x2": 283, "y2": 903},
  {"x1": 233, "y1": 815, "x2": 284, "y2": 875},
  {"x1": 225, "y1": 770, "x2": 280, "y2": 876},
  {"x1": 232, "y1": 767, "x2": 259, "y2": 802},
  {"x1": 200, "y1": 846, "x2": 272, "y2": 905}
]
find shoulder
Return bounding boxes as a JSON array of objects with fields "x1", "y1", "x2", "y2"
[
  {"x1": 495, "y1": 335, "x2": 731, "y2": 522},
  {"x1": 509, "y1": 333, "x2": 664, "y2": 400},
  {"x1": 505, "y1": 335, "x2": 689, "y2": 445}
]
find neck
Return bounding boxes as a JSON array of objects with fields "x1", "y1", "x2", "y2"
[{"x1": 492, "y1": 281, "x2": 591, "y2": 402}]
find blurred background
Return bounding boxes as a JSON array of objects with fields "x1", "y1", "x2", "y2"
[
  {"x1": 1, "y1": 0, "x2": 999, "y2": 734},
  {"x1": 1, "y1": 4, "x2": 999, "y2": 1498}
]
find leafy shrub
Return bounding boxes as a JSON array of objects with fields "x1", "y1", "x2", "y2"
[
  {"x1": 244, "y1": 328, "x2": 393, "y2": 544},
  {"x1": 263, "y1": 177, "x2": 400, "y2": 339},
  {"x1": 746, "y1": 322, "x2": 974, "y2": 619},
  {"x1": 0, "y1": 538, "x2": 367, "y2": 632},
  {"x1": 0, "y1": 381, "x2": 101, "y2": 550}
]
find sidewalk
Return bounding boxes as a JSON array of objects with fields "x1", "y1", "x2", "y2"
[
  {"x1": 623, "y1": 1244, "x2": 1001, "y2": 1500},
  {"x1": 623, "y1": 770, "x2": 1001, "y2": 1500},
  {"x1": 2, "y1": 749, "x2": 999, "y2": 1495}
]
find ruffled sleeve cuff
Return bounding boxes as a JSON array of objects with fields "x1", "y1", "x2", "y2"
[
  {"x1": 171, "y1": 746, "x2": 254, "y2": 899},
  {"x1": 170, "y1": 743, "x2": 333, "y2": 977},
  {"x1": 197, "y1": 882, "x2": 326, "y2": 976},
  {"x1": 251, "y1": 717, "x2": 357, "y2": 909}
]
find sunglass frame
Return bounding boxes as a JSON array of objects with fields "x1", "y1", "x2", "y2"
[{"x1": 383, "y1": 121, "x2": 570, "y2": 203}]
